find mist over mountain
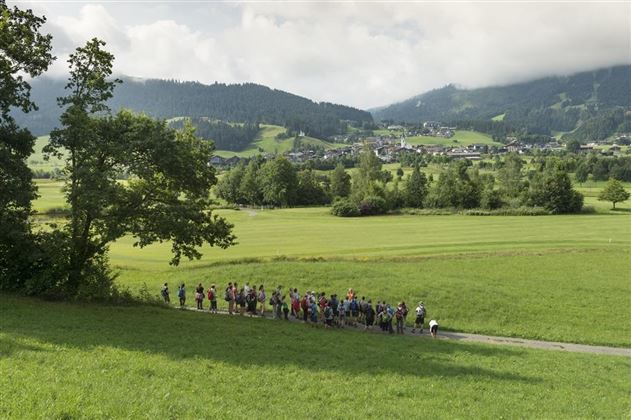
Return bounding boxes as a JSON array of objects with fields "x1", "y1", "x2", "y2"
[{"x1": 372, "y1": 65, "x2": 631, "y2": 141}]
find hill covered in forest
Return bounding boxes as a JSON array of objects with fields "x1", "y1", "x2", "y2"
[
  {"x1": 13, "y1": 77, "x2": 373, "y2": 139},
  {"x1": 372, "y1": 65, "x2": 631, "y2": 142}
]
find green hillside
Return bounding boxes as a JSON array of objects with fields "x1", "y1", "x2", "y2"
[
  {"x1": 3, "y1": 295, "x2": 630, "y2": 418},
  {"x1": 407, "y1": 130, "x2": 499, "y2": 146},
  {"x1": 14, "y1": 77, "x2": 372, "y2": 138},
  {"x1": 373, "y1": 65, "x2": 631, "y2": 141},
  {"x1": 215, "y1": 125, "x2": 347, "y2": 157}
]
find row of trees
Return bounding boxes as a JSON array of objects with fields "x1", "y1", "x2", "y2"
[
  {"x1": 1, "y1": 4, "x2": 234, "y2": 299},
  {"x1": 332, "y1": 151, "x2": 584, "y2": 216},
  {"x1": 575, "y1": 155, "x2": 631, "y2": 183},
  {"x1": 216, "y1": 148, "x2": 586, "y2": 216},
  {"x1": 216, "y1": 157, "x2": 342, "y2": 207}
]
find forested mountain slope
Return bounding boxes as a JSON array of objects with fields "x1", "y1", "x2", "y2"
[
  {"x1": 373, "y1": 65, "x2": 631, "y2": 141},
  {"x1": 13, "y1": 77, "x2": 373, "y2": 138}
]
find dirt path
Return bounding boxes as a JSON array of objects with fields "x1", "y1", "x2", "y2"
[{"x1": 180, "y1": 306, "x2": 631, "y2": 357}]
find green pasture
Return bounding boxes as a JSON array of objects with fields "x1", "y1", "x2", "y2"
[
  {"x1": 1, "y1": 295, "x2": 629, "y2": 418},
  {"x1": 214, "y1": 124, "x2": 346, "y2": 158},
  {"x1": 103, "y1": 208, "x2": 631, "y2": 346},
  {"x1": 28, "y1": 136, "x2": 65, "y2": 172},
  {"x1": 27, "y1": 164, "x2": 631, "y2": 346},
  {"x1": 407, "y1": 130, "x2": 500, "y2": 146}
]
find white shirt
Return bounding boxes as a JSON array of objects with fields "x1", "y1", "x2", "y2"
[
  {"x1": 416, "y1": 306, "x2": 425, "y2": 316},
  {"x1": 429, "y1": 320, "x2": 438, "y2": 328}
]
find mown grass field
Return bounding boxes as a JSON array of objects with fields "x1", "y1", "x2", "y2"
[
  {"x1": 7, "y1": 147, "x2": 631, "y2": 418},
  {"x1": 29, "y1": 177, "x2": 631, "y2": 346},
  {"x1": 1, "y1": 295, "x2": 630, "y2": 418}
]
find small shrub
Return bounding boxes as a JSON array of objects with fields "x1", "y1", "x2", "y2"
[
  {"x1": 358, "y1": 196, "x2": 388, "y2": 216},
  {"x1": 331, "y1": 199, "x2": 360, "y2": 217}
]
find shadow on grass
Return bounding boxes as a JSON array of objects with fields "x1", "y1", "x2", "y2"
[
  {"x1": 0, "y1": 336, "x2": 47, "y2": 358},
  {"x1": 1, "y1": 295, "x2": 540, "y2": 384}
]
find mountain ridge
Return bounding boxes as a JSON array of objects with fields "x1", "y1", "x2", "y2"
[
  {"x1": 13, "y1": 77, "x2": 373, "y2": 138},
  {"x1": 372, "y1": 65, "x2": 631, "y2": 140}
]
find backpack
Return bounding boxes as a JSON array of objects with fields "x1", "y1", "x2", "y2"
[
  {"x1": 177, "y1": 288, "x2": 184, "y2": 298},
  {"x1": 224, "y1": 288, "x2": 231, "y2": 302},
  {"x1": 207, "y1": 289, "x2": 214, "y2": 301},
  {"x1": 350, "y1": 300, "x2": 358, "y2": 311},
  {"x1": 161, "y1": 287, "x2": 168, "y2": 297}
]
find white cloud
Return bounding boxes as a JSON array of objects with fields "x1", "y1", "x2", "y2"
[{"x1": 20, "y1": 1, "x2": 631, "y2": 109}]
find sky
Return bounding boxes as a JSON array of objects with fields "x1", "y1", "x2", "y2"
[{"x1": 14, "y1": 1, "x2": 631, "y2": 109}]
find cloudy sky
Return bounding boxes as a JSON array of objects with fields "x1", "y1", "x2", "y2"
[{"x1": 15, "y1": 1, "x2": 631, "y2": 109}]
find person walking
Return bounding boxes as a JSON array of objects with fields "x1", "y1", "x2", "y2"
[
  {"x1": 412, "y1": 302, "x2": 426, "y2": 333},
  {"x1": 395, "y1": 304, "x2": 405, "y2": 334},
  {"x1": 258, "y1": 285, "x2": 266, "y2": 316},
  {"x1": 208, "y1": 284, "x2": 217, "y2": 313},
  {"x1": 237, "y1": 288, "x2": 246, "y2": 316},
  {"x1": 282, "y1": 296, "x2": 289, "y2": 320},
  {"x1": 161, "y1": 283, "x2": 170, "y2": 303},
  {"x1": 195, "y1": 283, "x2": 204, "y2": 310},
  {"x1": 429, "y1": 319, "x2": 439, "y2": 338},
  {"x1": 364, "y1": 300, "x2": 375, "y2": 331},
  {"x1": 177, "y1": 283, "x2": 186, "y2": 308}
]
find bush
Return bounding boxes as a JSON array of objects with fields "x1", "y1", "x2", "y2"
[
  {"x1": 462, "y1": 207, "x2": 550, "y2": 216},
  {"x1": 358, "y1": 196, "x2": 388, "y2": 216},
  {"x1": 480, "y1": 189, "x2": 504, "y2": 210},
  {"x1": 331, "y1": 199, "x2": 360, "y2": 217}
]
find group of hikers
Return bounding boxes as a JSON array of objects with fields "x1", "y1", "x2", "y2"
[{"x1": 161, "y1": 282, "x2": 439, "y2": 337}]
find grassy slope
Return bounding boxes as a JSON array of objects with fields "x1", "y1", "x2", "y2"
[
  {"x1": 214, "y1": 125, "x2": 346, "y2": 158},
  {"x1": 407, "y1": 130, "x2": 501, "y2": 146},
  {"x1": 28, "y1": 171, "x2": 631, "y2": 345},
  {"x1": 1, "y1": 295, "x2": 630, "y2": 418},
  {"x1": 29, "y1": 136, "x2": 65, "y2": 172},
  {"x1": 103, "y1": 207, "x2": 631, "y2": 346}
]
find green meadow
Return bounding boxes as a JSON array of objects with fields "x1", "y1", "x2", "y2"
[
  {"x1": 4, "y1": 148, "x2": 631, "y2": 418},
  {"x1": 29, "y1": 176, "x2": 631, "y2": 346},
  {"x1": 214, "y1": 124, "x2": 346, "y2": 158},
  {"x1": 1, "y1": 295, "x2": 630, "y2": 419},
  {"x1": 407, "y1": 130, "x2": 500, "y2": 146}
]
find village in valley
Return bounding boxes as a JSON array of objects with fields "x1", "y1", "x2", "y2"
[{"x1": 210, "y1": 120, "x2": 630, "y2": 167}]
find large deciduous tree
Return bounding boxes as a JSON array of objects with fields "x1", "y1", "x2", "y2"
[
  {"x1": 0, "y1": 2, "x2": 54, "y2": 289},
  {"x1": 45, "y1": 39, "x2": 235, "y2": 296},
  {"x1": 527, "y1": 168, "x2": 583, "y2": 214}
]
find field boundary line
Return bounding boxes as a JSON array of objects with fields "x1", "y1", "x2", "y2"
[
  {"x1": 177, "y1": 306, "x2": 631, "y2": 357},
  {"x1": 140, "y1": 246, "x2": 629, "y2": 271}
]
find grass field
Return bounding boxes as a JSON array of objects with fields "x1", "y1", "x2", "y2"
[
  {"x1": 1, "y1": 295, "x2": 630, "y2": 418},
  {"x1": 9, "y1": 140, "x2": 631, "y2": 417},
  {"x1": 407, "y1": 130, "x2": 501, "y2": 146},
  {"x1": 29, "y1": 136, "x2": 65, "y2": 172},
  {"x1": 25, "y1": 159, "x2": 631, "y2": 346},
  {"x1": 214, "y1": 124, "x2": 346, "y2": 158}
]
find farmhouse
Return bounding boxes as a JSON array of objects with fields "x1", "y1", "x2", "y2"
[{"x1": 447, "y1": 149, "x2": 481, "y2": 160}]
